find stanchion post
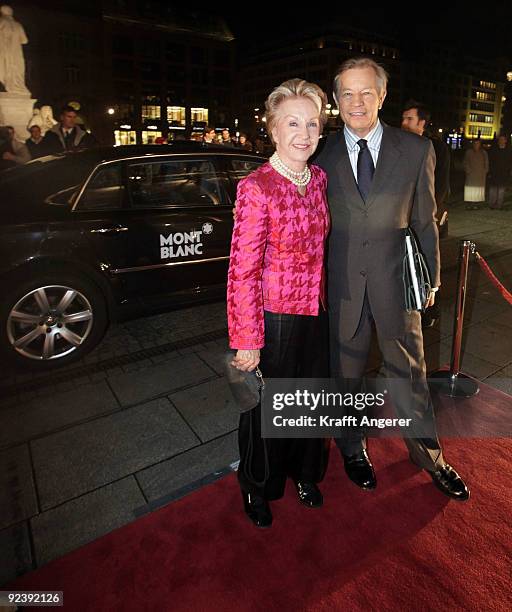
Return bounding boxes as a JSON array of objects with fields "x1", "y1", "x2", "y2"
[{"x1": 430, "y1": 240, "x2": 480, "y2": 398}]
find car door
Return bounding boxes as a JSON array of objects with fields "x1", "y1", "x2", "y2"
[
  {"x1": 71, "y1": 160, "x2": 145, "y2": 302},
  {"x1": 120, "y1": 155, "x2": 234, "y2": 303}
]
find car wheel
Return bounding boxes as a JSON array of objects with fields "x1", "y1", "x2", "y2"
[{"x1": 1, "y1": 272, "x2": 108, "y2": 370}]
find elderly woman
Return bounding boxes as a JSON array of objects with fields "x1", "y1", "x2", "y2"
[{"x1": 227, "y1": 79, "x2": 330, "y2": 528}]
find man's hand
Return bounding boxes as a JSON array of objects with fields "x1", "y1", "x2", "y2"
[
  {"x1": 231, "y1": 349, "x2": 260, "y2": 372},
  {"x1": 2, "y1": 152, "x2": 15, "y2": 161},
  {"x1": 425, "y1": 290, "x2": 436, "y2": 309}
]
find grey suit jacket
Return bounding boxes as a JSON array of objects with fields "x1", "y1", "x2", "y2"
[{"x1": 315, "y1": 123, "x2": 440, "y2": 341}]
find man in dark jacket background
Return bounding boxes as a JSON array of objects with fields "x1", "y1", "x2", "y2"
[
  {"x1": 401, "y1": 100, "x2": 451, "y2": 237},
  {"x1": 401, "y1": 100, "x2": 451, "y2": 328},
  {"x1": 42, "y1": 105, "x2": 97, "y2": 154}
]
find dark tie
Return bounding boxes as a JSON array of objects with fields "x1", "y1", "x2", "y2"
[
  {"x1": 64, "y1": 129, "x2": 74, "y2": 150},
  {"x1": 357, "y1": 139, "x2": 374, "y2": 202}
]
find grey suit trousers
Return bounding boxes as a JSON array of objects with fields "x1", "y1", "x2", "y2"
[{"x1": 330, "y1": 292, "x2": 444, "y2": 471}]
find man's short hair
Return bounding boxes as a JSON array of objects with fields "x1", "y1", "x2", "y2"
[
  {"x1": 60, "y1": 105, "x2": 77, "y2": 115},
  {"x1": 403, "y1": 99, "x2": 431, "y2": 124},
  {"x1": 333, "y1": 57, "x2": 389, "y2": 98}
]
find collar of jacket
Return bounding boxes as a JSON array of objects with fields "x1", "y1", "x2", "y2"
[
  {"x1": 329, "y1": 122, "x2": 402, "y2": 209},
  {"x1": 51, "y1": 123, "x2": 86, "y2": 148}
]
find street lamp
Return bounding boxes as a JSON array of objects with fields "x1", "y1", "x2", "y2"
[{"x1": 107, "y1": 107, "x2": 115, "y2": 115}]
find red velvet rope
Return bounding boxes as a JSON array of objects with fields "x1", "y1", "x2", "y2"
[{"x1": 475, "y1": 252, "x2": 512, "y2": 306}]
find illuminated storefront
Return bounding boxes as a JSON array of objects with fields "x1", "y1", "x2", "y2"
[{"x1": 114, "y1": 127, "x2": 136, "y2": 146}]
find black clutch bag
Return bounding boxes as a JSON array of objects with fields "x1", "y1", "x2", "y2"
[
  {"x1": 224, "y1": 352, "x2": 264, "y2": 413},
  {"x1": 224, "y1": 352, "x2": 269, "y2": 486}
]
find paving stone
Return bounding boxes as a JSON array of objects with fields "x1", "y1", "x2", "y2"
[
  {"x1": 30, "y1": 477, "x2": 145, "y2": 566},
  {"x1": 428, "y1": 342, "x2": 503, "y2": 380},
  {"x1": 108, "y1": 354, "x2": 214, "y2": 406},
  {"x1": 0, "y1": 381, "x2": 119, "y2": 449},
  {"x1": 0, "y1": 445, "x2": 37, "y2": 531},
  {"x1": 0, "y1": 522, "x2": 32, "y2": 586},
  {"x1": 459, "y1": 321, "x2": 512, "y2": 368},
  {"x1": 196, "y1": 346, "x2": 227, "y2": 376},
  {"x1": 487, "y1": 309, "x2": 512, "y2": 329},
  {"x1": 137, "y1": 431, "x2": 238, "y2": 502},
  {"x1": 484, "y1": 372, "x2": 512, "y2": 396},
  {"x1": 31, "y1": 397, "x2": 199, "y2": 509},
  {"x1": 170, "y1": 378, "x2": 239, "y2": 442}
]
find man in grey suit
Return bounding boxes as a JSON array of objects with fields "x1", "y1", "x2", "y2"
[{"x1": 315, "y1": 57, "x2": 469, "y2": 500}]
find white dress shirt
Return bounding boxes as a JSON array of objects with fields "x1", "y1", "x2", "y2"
[{"x1": 343, "y1": 120, "x2": 383, "y2": 183}]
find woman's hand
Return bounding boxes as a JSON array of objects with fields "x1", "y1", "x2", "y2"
[{"x1": 231, "y1": 349, "x2": 260, "y2": 372}]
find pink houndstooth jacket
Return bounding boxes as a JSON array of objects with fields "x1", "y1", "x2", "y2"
[{"x1": 227, "y1": 162, "x2": 330, "y2": 350}]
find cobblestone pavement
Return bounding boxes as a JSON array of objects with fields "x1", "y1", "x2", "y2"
[{"x1": 1, "y1": 201, "x2": 512, "y2": 585}]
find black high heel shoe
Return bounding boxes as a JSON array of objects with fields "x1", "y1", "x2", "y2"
[
  {"x1": 294, "y1": 481, "x2": 323, "y2": 508},
  {"x1": 241, "y1": 491, "x2": 272, "y2": 528}
]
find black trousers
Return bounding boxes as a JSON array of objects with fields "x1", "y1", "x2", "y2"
[
  {"x1": 238, "y1": 310, "x2": 330, "y2": 500},
  {"x1": 331, "y1": 292, "x2": 444, "y2": 471}
]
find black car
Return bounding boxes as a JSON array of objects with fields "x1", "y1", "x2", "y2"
[{"x1": 1, "y1": 143, "x2": 265, "y2": 369}]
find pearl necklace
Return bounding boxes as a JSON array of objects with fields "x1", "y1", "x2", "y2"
[{"x1": 269, "y1": 152, "x2": 311, "y2": 187}]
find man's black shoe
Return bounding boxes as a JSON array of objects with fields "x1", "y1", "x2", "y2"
[
  {"x1": 429, "y1": 463, "x2": 470, "y2": 501},
  {"x1": 294, "y1": 481, "x2": 323, "y2": 508},
  {"x1": 343, "y1": 449, "x2": 377, "y2": 490},
  {"x1": 242, "y1": 491, "x2": 273, "y2": 528}
]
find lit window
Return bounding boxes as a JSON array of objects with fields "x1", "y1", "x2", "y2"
[
  {"x1": 142, "y1": 130, "x2": 162, "y2": 144},
  {"x1": 191, "y1": 107, "x2": 208, "y2": 123},
  {"x1": 142, "y1": 105, "x2": 161, "y2": 120},
  {"x1": 114, "y1": 130, "x2": 136, "y2": 146},
  {"x1": 167, "y1": 106, "x2": 186, "y2": 125}
]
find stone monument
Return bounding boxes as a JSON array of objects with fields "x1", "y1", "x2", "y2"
[{"x1": 0, "y1": 5, "x2": 37, "y2": 141}]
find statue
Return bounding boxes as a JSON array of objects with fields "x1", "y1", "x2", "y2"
[
  {"x1": 0, "y1": 5, "x2": 30, "y2": 95},
  {"x1": 27, "y1": 105, "x2": 57, "y2": 135}
]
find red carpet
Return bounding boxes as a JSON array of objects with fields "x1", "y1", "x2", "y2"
[{"x1": 9, "y1": 383, "x2": 512, "y2": 612}]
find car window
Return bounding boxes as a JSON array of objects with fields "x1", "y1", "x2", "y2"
[
  {"x1": 228, "y1": 159, "x2": 265, "y2": 188},
  {"x1": 75, "y1": 163, "x2": 125, "y2": 211},
  {"x1": 127, "y1": 159, "x2": 224, "y2": 208}
]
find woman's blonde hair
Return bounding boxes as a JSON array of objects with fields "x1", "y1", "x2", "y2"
[{"x1": 264, "y1": 78, "x2": 328, "y2": 145}]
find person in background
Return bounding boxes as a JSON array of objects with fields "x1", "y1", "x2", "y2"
[
  {"x1": 238, "y1": 132, "x2": 253, "y2": 151},
  {"x1": 463, "y1": 139, "x2": 488, "y2": 210},
  {"x1": 228, "y1": 78, "x2": 330, "y2": 528},
  {"x1": 42, "y1": 105, "x2": 97, "y2": 154},
  {"x1": 1, "y1": 125, "x2": 30, "y2": 167},
  {"x1": 25, "y1": 125, "x2": 45, "y2": 158},
  {"x1": 401, "y1": 100, "x2": 450, "y2": 238},
  {"x1": 487, "y1": 134, "x2": 512, "y2": 210},
  {"x1": 401, "y1": 99, "x2": 450, "y2": 328},
  {"x1": 221, "y1": 128, "x2": 233, "y2": 146},
  {"x1": 203, "y1": 126, "x2": 216, "y2": 144}
]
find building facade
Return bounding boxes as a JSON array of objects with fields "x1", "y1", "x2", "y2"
[
  {"x1": 7, "y1": 4, "x2": 510, "y2": 147},
  {"x1": 402, "y1": 45, "x2": 506, "y2": 144},
  {"x1": 103, "y1": 1, "x2": 236, "y2": 145},
  {"x1": 238, "y1": 28, "x2": 402, "y2": 134},
  {"x1": 10, "y1": 1, "x2": 235, "y2": 145}
]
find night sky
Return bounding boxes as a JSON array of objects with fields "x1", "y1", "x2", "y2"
[{"x1": 220, "y1": 3, "x2": 512, "y2": 59}]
